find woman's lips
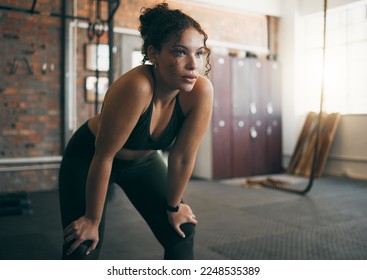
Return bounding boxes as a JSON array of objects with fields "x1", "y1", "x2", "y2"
[{"x1": 182, "y1": 75, "x2": 197, "y2": 83}]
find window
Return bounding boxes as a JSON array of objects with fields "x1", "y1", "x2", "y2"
[{"x1": 303, "y1": 1, "x2": 367, "y2": 114}]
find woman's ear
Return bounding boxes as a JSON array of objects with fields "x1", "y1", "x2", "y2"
[{"x1": 147, "y1": 45, "x2": 158, "y2": 65}]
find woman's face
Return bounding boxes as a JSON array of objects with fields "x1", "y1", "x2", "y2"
[{"x1": 154, "y1": 27, "x2": 206, "y2": 93}]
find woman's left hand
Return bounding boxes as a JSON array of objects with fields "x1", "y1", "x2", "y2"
[
  {"x1": 167, "y1": 203, "x2": 198, "y2": 238},
  {"x1": 63, "y1": 215, "x2": 100, "y2": 256}
]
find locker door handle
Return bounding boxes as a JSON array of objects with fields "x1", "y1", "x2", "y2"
[
  {"x1": 250, "y1": 127, "x2": 258, "y2": 138},
  {"x1": 238, "y1": 120, "x2": 245, "y2": 127},
  {"x1": 266, "y1": 103, "x2": 274, "y2": 114},
  {"x1": 250, "y1": 102, "x2": 257, "y2": 114},
  {"x1": 267, "y1": 126, "x2": 272, "y2": 135},
  {"x1": 219, "y1": 120, "x2": 226, "y2": 127}
]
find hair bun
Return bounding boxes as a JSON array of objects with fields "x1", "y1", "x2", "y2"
[
  {"x1": 139, "y1": 3, "x2": 169, "y2": 39},
  {"x1": 137, "y1": 2, "x2": 211, "y2": 75}
]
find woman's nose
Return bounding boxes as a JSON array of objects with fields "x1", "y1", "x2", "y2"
[{"x1": 186, "y1": 55, "x2": 198, "y2": 70}]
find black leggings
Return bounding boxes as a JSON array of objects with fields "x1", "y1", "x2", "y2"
[{"x1": 58, "y1": 122, "x2": 195, "y2": 260}]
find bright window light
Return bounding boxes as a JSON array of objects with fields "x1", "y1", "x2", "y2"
[{"x1": 302, "y1": 1, "x2": 367, "y2": 114}]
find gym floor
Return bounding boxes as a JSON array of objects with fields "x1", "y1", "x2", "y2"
[{"x1": 0, "y1": 175, "x2": 367, "y2": 260}]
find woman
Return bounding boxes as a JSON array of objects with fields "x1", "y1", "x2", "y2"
[{"x1": 59, "y1": 3, "x2": 213, "y2": 260}]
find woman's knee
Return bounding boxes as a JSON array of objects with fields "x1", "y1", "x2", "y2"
[
  {"x1": 180, "y1": 222, "x2": 196, "y2": 239},
  {"x1": 164, "y1": 223, "x2": 196, "y2": 260}
]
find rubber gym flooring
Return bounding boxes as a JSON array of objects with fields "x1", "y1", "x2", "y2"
[{"x1": 0, "y1": 175, "x2": 366, "y2": 260}]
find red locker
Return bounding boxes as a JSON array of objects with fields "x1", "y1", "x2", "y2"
[
  {"x1": 246, "y1": 58, "x2": 267, "y2": 175},
  {"x1": 193, "y1": 55, "x2": 282, "y2": 180},
  {"x1": 231, "y1": 57, "x2": 251, "y2": 177},
  {"x1": 264, "y1": 60, "x2": 283, "y2": 174},
  {"x1": 210, "y1": 54, "x2": 232, "y2": 179}
]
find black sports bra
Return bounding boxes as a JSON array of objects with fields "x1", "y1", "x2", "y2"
[{"x1": 123, "y1": 94, "x2": 185, "y2": 150}]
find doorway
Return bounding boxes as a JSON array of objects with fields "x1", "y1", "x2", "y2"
[{"x1": 119, "y1": 34, "x2": 143, "y2": 75}]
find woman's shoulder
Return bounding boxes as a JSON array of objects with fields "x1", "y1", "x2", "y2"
[
  {"x1": 194, "y1": 75, "x2": 213, "y2": 95},
  {"x1": 125, "y1": 64, "x2": 153, "y2": 80},
  {"x1": 178, "y1": 75, "x2": 213, "y2": 114},
  {"x1": 99, "y1": 65, "x2": 154, "y2": 116},
  {"x1": 115, "y1": 64, "x2": 154, "y2": 94},
  {"x1": 183, "y1": 75, "x2": 213, "y2": 100},
  {"x1": 104, "y1": 65, "x2": 154, "y2": 105}
]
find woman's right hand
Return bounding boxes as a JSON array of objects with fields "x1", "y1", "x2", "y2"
[
  {"x1": 167, "y1": 203, "x2": 198, "y2": 238},
  {"x1": 63, "y1": 216, "x2": 100, "y2": 256}
]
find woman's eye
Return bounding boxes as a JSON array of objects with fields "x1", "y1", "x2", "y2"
[
  {"x1": 196, "y1": 49, "x2": 207, "y2": 57},
  {"x1": 173, "y1": 49, "x2": 186, "y2": 56}
]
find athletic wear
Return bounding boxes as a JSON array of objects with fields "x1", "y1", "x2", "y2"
[
  {"x1": 58, "y1": 122, "x2": 195, "y2": 260},
  {"x1": 123, "y1": 95, "x2": 185, "y2": 150}
]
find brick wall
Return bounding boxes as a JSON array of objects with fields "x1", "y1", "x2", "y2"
[
  {"x1": 0, "y1": 0, "x2": 275, "y2": 193},
  {"x1": 0, "y1": 1, "x2": 62, "y2": 192}
]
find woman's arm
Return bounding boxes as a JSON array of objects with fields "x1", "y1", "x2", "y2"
[
  {"x1": 85, "y1": 73, "x2": 150, "y2": 223},
  {"x1": 64, "y1": 68, "x2": 152, "y2": 255},
  {"x1": 166, "y1": 76, "x2": 213, "y2": 237}
]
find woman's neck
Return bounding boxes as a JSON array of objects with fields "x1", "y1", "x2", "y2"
[{"x1": 151, "y1": 66, "x2": 180, "y2": 105}]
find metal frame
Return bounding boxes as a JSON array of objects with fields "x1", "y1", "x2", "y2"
[{"x1": 0, "y1": 0, "x2": 120, "y2": 22}]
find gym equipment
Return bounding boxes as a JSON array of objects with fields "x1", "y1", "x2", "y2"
[{"x1": 0, "y1": 191, "x2": 33, "y2": 216}]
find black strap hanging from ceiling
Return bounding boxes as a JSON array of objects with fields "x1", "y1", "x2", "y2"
[{"x1": 87, "y1": 0, "x2": 107, "y2": 115}]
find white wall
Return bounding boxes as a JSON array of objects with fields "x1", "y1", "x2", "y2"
[
  {"x1": 186, "y1": 0, "x2": 283, "y2": 16},
  {"x1": 278, "y1": 0, "x2": 367, "y2": 180},
  {"x1": 325, "y1": 115, "x2": 367, "y2": 180}
]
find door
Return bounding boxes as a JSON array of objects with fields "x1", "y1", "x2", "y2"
[{"x1": 120, "y1": 34, "x2": 143, "y2": 75}]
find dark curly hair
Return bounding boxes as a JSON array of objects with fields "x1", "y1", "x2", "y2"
[{"x1": 139, "y1": 2, "x2": 211, "y2": 76}]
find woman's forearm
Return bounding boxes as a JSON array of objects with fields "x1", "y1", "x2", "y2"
[
  {"x1": 85, "y1": 154, "x2": 113, "y2": 223},
  {"x1": 167, "y1": 154, "x2": 195, "y2": 207}
]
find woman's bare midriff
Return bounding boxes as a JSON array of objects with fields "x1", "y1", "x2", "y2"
[{"x1": 87, "y1": 115, "x2": 154, "y2": 160}]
